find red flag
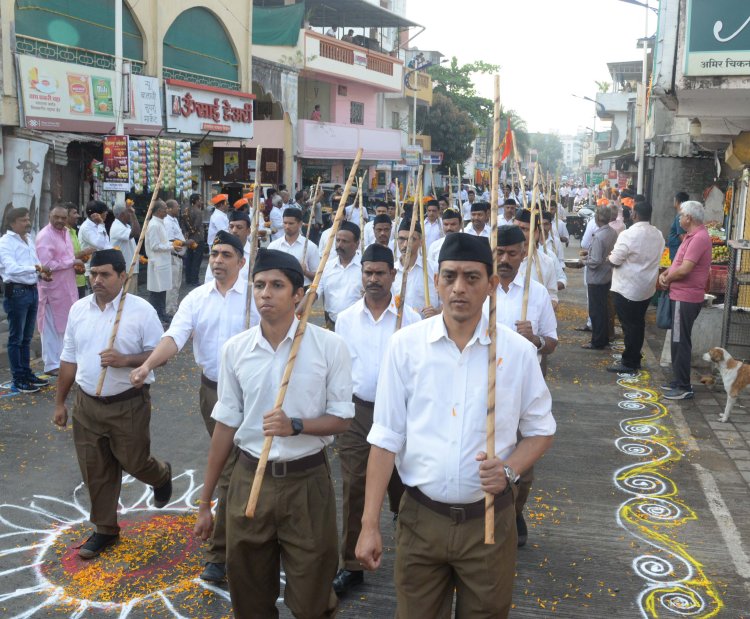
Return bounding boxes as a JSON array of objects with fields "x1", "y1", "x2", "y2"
[{"x1": 499, "y1": 119, "x2": 513, "y2": 163}]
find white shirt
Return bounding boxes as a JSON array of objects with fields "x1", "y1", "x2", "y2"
[
  {"x1": 318, "y1": 227, "x2": 334, "y2": 260},
  {"x1": 109, "y1": 219, "x2": 138, "y2": 274},
  {"x1": 335, "y1": 296, "x2": 421, "y2": 402},
  {"x1": 483, "y1": 273, "x2": 557, "y2": 341},
  {"x1": 461, "y1": 200, "x2": 474, "y2": 221},
  {"x1": 499, "y1": 215, "x2": 515, "y2": 227},
  {"x1": 368, "y1": 314, "x2": 555, "y2": 504},
  {"x1": 609, "y1": 221, "x2": 665, "y2": 302},
  {"x1": 519, "y1": 251, "x2": 558, "y2": 303},
  {"x1": 427, "y1": 235, "x2": 449, "y2": 272},
  {"x1": 207, "y1": 209, "x2": 229, "y2": 246},
  {"x1": 463, "y1": 223, "x2": 490, "y2": 238},
  {"x1": 539, "y1": 241, "x2": 567, "y2": 287},
  {"x1": 581, "y1": 218, "x2": 598, "y2": 251},
  {"x1": 212, "y1": 319, "x2": 354, "y2": 460},
  {"x1": 393, "y1": 253, "x2": 439, "y2": 311},
  {"x1": 0, "y1": 231, "x2": 38, "y2": 284},
  {"x1": 164, "y1": 276, "x2": 256, "y2": 382},
  {"x1": 317, "y1": 254, "x2": 363, "y2": 321},
  {"x1": 423, "y1": 218, "x2": 442, "y2": 247},
  {"x1": 164, "y1": 214, "x2": 186, "y2": 243},
  {"x1": 268, "y1": 206, "x2": 284, "y2": 241},
  {"x1": 364, "y1": 220, "x2": 395, "y2": 248},
  {"x1": 268, "y1": 234, "x2": 320, "y2": 286},
  {"x1": 345, "y1": 204, "x2": 368, "y2": 226},
  {"x1": 61, "y1": 290, "x2": 163, "y2": 397},
  {"x1": 205, "y1": 240, "x2": 251, "y2": 284},
  {"x1": 78, "y1": 218, "x2": 111, "y2": 253}
]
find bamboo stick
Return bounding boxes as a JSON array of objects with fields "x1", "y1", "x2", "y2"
[
  {"x1": 448, "y1": 168, "x2": 454, "y2": 212},
  {"x1": 417, "y1": 186, "x2": 430, "y2": 308},
  {"x1": 393, "y1": 180, "x2": 402, "y2": 261},
  {"x1": 95, "y1": 168, "x2": 164, "y2": 395},
  {"x1": 521, "y1": 164, "x2": 540, "y2": 322},
  {"x1": 358, "y1": 176, "x2": 366, "y2": 253},
  {"x1": 245, "y1": 148, "x2": 364, "y2": 518},
  {"x1": 301, "y1": 176, "x2": 321, "y2": 273},
  {"x1": 395, "y1": 165, "x2": 423, "y2": 330},
  {"x1": 511, "y1": 131, "x2": 527, "y2": 210},
  {"x1": 485, "y1": 74, "x2": 501, "y2": 545},
  {"x1": 538, "y1": 169, "x2": 549, "y2": 254},
  {"x1": 245, "y1": 148, "x2": 263, "y2": 329}
]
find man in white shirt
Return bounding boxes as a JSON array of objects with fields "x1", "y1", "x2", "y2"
[
  {"x1": 314, "y1": 221, "x2": 363, "y2": 329},
  {"x1": 207, "y1": 194, "x2": 229, "y2": 246},
  {"x1": 427, "y1": 208, "x2": 462, "y2": 271},
  {"x1": 268, "y1": 207, "x2": 320, "y2": 287},
  {"x1": 363, "y1": 203, "x2": 389, "y2": 247},
  {"x1": 205, "y1": 211, "x2": 253, "y2": 285},
  {"x1": 109, "y1": 203, "x2": 140, "y2": 294},
  {"x1": 145, "y1": 200, "x2": 173, "y2": 322},
  {"x1": 345, "y1": 197, "x2": 368, "y2": 226},
  {"x1": 194, "y1": 249, "x2": 353, "y2": 619},
  {"x1": 500, "y1": 199, "x2": 517, "y2": 226},
  {"x1": 393, "y1": 217, "x2": 439, "y2": 317},
  {"x1": 132, "y1": 231, "x2": 255, "y2": 584},
  {"x1": 268, "y1": 194, "x2": 285, "y2": 241},
  {"x1": 367, "y1": 214, "x2": 395, "y2": 252},
  {"x1": 459, "y1": 185, "x2": 468, "y2": 202},
  {"x1": 464, "y1": 202, "x2": 491, "y2": 237},
  {"x1": 79, "y1": 201, "x2": 111, "y2": 279},
  {"x1": 422, "y1": 199, "x2": 442, "y2": 248},
  {"x1": 164, "y1": 200, "x2": 186, "y2": 315},
  {"x1": 514, "y1": 209, "x2": 559, "y2": 306},
  {"x1": 541, "y1": 212, "x2": 567, "y2": 286},
  {"x1": 461, "y1": 189, "x2": 476, "y2": 222},
  {"x1": 356, "y1": 233, "x2": 555, "y2": 617},
  {"x1": 0, "y1": 207, "x2": 51, "y2": 392},
  {"x1": 333, "y1": 244, "x2": 420, "y2": 596},
  {"x1": 607, "y1": 201, "x2": 665, "y2": 374},
  {"x1": 549, "y1": 201, "x2": 569, "y2": 242},
  {"x1": 53, "y1": 248, "x2": 172, "y2": 560}
]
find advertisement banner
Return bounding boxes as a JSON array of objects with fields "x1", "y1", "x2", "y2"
[
  {"x1": 103, "y1": 136, "x2": 130, "y2": 191},
  {"x1": 0, "y1": 136, "x2": 49, "y2": 231},
  {"x1": 165, "y1": 79, "x2": 254, "y2": 139},
  {"x1": 17, "y1": 55, "x2": 162, "y2": 134},
  {"x1": 685, "y1": 0, "x2": 750, "y2": 76}
]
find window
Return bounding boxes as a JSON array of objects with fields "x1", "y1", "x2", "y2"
[
  {"x1": 351, "y1": 102, "x2": 364, "y2": 125},
  {"x1": 391, "y1": 111, "x2": 400, "y2": 130}
]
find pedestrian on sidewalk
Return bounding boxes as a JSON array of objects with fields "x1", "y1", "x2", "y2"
[
  {"x1": 52, "y1": 248, "x2": 172, "y2": 560},
  {"x1": 659, "y1": 201, "x2": 712, "y2": 399},
  {"x1": 581, "y1": 206, "x2": 618, "y2": 350},
  {"x1": 35, "y1": 205, "x2": 84, "y2": 375},
  {"x1": 607, "y1": 201, "x2": 665, "y2": 374},
  {"x1": 145, "y1": 200, "x2": 173, "y2": 323},
  {"x1": 65, "y1": 204, "x2": 87, "y2": 298},
  {"x1": 164, "y1": 200, "x2": 186, "y2": 315},
  {"x1": 0, "y1": 207, "x2": 51, "y2": 392},
  {"x1": 109, "y1": 202, "x2": 140, "y2": 295}
]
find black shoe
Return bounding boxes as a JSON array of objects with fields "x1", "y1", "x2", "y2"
[
  {"x1": 574, "y1": 325, "x2": 592, "y2": 332},
  {"x1": 333, "y1": 569, "x2": 364, "y2": 596},
  {"x1": 153, "y1": 462, "x2": 172, "y2": 508},
  {"x1": 607, "y1": 363, "x2": 638, "y2": 375},
  {"x1": 200, "y1": 561, "x2": 226, "y2": 583},
  {"x1": 25, "y1": 373, "x2": 49, "y2": 387},
  {"x1": 516, "y1": 514, "x2": 528, "y2": 548},
  {"x1": 78, "y1": 532, "x2": 119, "y2": 559},
  {"x1": 12, "y1": 380, "x2": 40, "y2": 393}
]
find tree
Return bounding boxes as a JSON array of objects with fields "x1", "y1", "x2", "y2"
[
  {"x1": 595, "y1": 80, "x2": 611, "y2": 93},
  {"x1": 529, "y1": 133, "x2": 564, "y2": 173},
  {"x1": 428, "y1": 57, "x2": 499, "y2": 129},
  {"x1": 418, "y1": 93, "x2": 476, "y2": 173}
]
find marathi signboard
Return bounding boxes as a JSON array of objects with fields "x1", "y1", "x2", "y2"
[
  {"x1": 165, "y1": 79, "x2": 254, "y2": 139},
  {"x1": 685, "y1": 0, "x2": 750, "y2": 76},
  {"x1": 102, "y1": 136, "x2": 130, "y2": 191},
  {"x1": 17, "y1": 55, "x2": 162, "y2": 134}
]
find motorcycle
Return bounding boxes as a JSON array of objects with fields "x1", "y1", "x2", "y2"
[{"x1": 566, "y1": 206, "x2": 594, "y2": 240}]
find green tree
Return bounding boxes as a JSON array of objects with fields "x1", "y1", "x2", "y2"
[
  {"x1": 428, "y1": 57, "x2": 499, "y2": 129},
  {"x1": 418, "y1": 93, "x2": 476, "y2": 173},
  {"x1": 529, "y1": 133, "x2": 564, "y2": 173}
]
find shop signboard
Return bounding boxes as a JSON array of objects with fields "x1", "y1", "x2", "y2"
[
  {"x1": 424, "y1": 151, "x2": 443, "y2": 165},
  {"x1": 102, "y1": 135, "x2": 130, "y2": 191},
  {"x1": 17, "y1": 55, "x2": 162, "y2": 134},
  {"x1": 685, "y1": 0, "x2": 750, "y2": 76},
  {"x1": 165, "y1": 79, "x2": 254, "y2": 139},
  {"x1": 403, "y1": 145, "x2": 422, "y2": 166}
]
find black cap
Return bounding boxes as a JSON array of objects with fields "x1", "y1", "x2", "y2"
[
  {"x1": 504, "y1": 198, "x2": 517, "y2": 206},
  {"x1": 252, "y1": 248, "x2": 303, "y2": 279},
  {"x1": 213, "y1": 230, "x2": 245, "y2": 254},
  {"x1": 362, "y1": 243, "x2": 394, "y2": 268},
  {"x1": 90, "y1": 248, "x2": 125, "y2": 270},
  {"x1": 542, "y1": 211, "x2": 553, "y2": 222},
  {"x1": 229, "y1": 210, "x2": 251, "y2": 227},
  {"x1": 373, "y1": 214, "x2": 391, "y2": 225},
  {"x1": 338, "y1": 221, "x2": 360, "y2": 241},
  {"x1": 438, "y1": 233, "x2": 492, "y2": 267},
  {"x1": 497, "y1": 225, "x2": 526, "y2": 246},
  {"x1": 398, "y1": 216, "x2": 421, "y2": 235},
  {"x1": 283, "y1": 207, "x2": 303, "y2": 221},
  {"x1": 471, "y1": 201, "x2": 489, "y2": 212},
  {"x1": 426, "y1": 199, "x2": 440, "y2": 207},
  {"x1": 442, "y1": 208, "x2": 461, "y2": 221},
  {"x1": 514, "y1": 209, "x2": 540, "y2": 226}
]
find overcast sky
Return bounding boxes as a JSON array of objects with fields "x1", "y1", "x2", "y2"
[{"x1": 405, "y1": 0, "x2": 657, "y2": 137}]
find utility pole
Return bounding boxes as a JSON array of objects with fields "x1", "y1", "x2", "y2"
[
  {"x1": 114, "y1": 0, "x2": 125, "y2": 206},
  {"x1": 636, "y1": 2, "x2": 649, "y2": 194}
]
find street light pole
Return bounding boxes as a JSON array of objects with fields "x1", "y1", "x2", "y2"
[
  {"x1": 636, "y1": 0, "x2": 649, "y2": 194},
  {"x1": 114, "y1": 0, "x2": 125, "y2": 206}
]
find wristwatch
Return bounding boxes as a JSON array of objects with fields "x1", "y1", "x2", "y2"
[
  {"x1": 503, "y1": 464, "x2": 520, "y2": 485},
  {"x1": 536, "y1": 335, "x2": 546, "y2": 351},
  {"x1": 290, "y1": 417, "x2": 304, "y2": 436}
]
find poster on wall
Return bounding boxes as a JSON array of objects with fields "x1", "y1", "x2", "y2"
[
  {"x1": 224, "y1": 151, "x2": 239, "y2": 176},
  {"x1": 0, "y1": 136, "x2": 48, "y2": 231},
  {"x1": 102, "y1": 136, "x2": 130, "y2": 191}
]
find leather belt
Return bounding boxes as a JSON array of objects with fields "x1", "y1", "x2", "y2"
[
  {"x1": 352, "y1": 395, "x2": 374, "y2": 408},
  {"x1": 406, "y1": 484, "x2": 513, "y2": 525},
  {"x1": 81, "y1": 384, "x2": 149, "y2": 405},
  {"x1": 200, "y1": 373, "x2": 218, "y2": 390},
  {"x1": 239, "y1": 449, "x2": 325, "y2": 478}
]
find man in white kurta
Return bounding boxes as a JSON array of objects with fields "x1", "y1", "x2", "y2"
[
  {"x1": 207, "y1": 194, "x2": 230, "y2": 246},
  {"x1": 164, "y1": 199, "x2": 186, "y2": 315},
  {"x1": 145, "y1": 201, "x2": 172, "y2": 322},
  {"x1": 109, "y1": 203, "x2": 140, "y2": 294}
]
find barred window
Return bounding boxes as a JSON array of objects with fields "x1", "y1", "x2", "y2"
[{"x1": 351, "y1": 102, "x2": 364, "y2": 125}]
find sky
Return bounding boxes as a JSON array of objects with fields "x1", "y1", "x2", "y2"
[{"x1": 404, "y1": 0, "x2": 657, "y2": 136}]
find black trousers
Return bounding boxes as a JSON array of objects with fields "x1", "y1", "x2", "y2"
[
  {"x1": 149, "y1": 290, "x2": 167, "y2": 320},
  {"x1": 612, "y1": 292, "x2": 651, "y2": 369},
  {"x1": 587, "y1": 283, "x2": 611, "y2": 348},
  {"x1": 671, "y1": 300, "x2": 702, "y2": 390},
  {"x1": 184, "y1": 243, "x2": 204, "y2": 284}
]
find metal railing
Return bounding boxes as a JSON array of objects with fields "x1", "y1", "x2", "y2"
[
  {"x1": 15, "y1": 35, "x2": 145, "y2": 74},
  {"x1": 316, "y1": 35, "x2": 395, "y2": 76},
  {"x1": 163, "y1": 67, "x2": 240, "y2": 91}
]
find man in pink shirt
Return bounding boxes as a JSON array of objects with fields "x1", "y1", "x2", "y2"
[
  {"x1": 36, "y1": 205, "x2": 85, "y2": 374},
  {"x1": 658, "y1": 201, "x2": 712, "y2": 399}
]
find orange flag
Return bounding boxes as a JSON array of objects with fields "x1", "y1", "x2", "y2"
[{"x1": 498, "y1": 119, "x2": 512, "y2": 164}]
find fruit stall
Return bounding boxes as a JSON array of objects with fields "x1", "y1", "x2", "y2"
[{"x1": 706, "y1": 220, "x2": 729, "y2": 296}]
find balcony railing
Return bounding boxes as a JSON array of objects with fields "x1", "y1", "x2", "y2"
[
  {"x1": 162, "y1": 67, "x2": 240, "y2": 92},
  {"x1": 15, "y1": 35, "x2": 145, "y2": 74}
]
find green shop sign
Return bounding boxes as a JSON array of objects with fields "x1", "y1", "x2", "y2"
[{"x1": 685, "y1": 0, "x2": 750, "y2": 76}]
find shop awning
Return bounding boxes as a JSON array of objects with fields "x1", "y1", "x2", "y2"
[
  {"x1": 14, "y1": 129, "x2": 102, "y2": 166},
  {"x1": 595, "y1": 146, "x2": 634, "y2": 163},
  {"x1": 305, "y1": 0, "x2": 421, "y2": 29}
]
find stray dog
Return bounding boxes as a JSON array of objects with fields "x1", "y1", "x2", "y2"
[{"x1": 703, "y1": 347, "x2": 750, "y2": 423}]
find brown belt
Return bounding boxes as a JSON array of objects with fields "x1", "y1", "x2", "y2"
[
  {"x1": 406, "y1": 484, "x2": 513, "y2": 525},
  {"x1": 81, "y1": 384, "x2": 149, "y2": 405},
  {"x1": 200, "y1": 373, "x2": 218, "y2": 390},
  {"x1": 352, "y1": 395, "x2": 374, "y2": 408},
  {"x1": 238, "y1": 449, "x2": 325, "y2": 478}
]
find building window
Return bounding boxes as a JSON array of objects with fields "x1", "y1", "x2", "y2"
[
  {"x1": 351, "y1": 101, "x2": 364, "y2": 125},
  {"x1": 391, "y1": 111, "x2": 400, "y2": 130}
]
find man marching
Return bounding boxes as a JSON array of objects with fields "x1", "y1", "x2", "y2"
[
  {"x1": 356, "y1": 233, "x2": 555, "y2": 617},
  {"x1": 131, "y1": 231, "x2": 256, "y2": 583},
  {"x1": 393, "y1": 217, "x2": 439, "y2": 318},
  {"x1": 514, "y1": 209, "x2": 559, "y2": 307},
  {"x1": 53, "y1": 249, "x2": 172, "y2": 559},
  {"x1": 268, "y1": 206, "x2": 320, "y2": 287},
  {"x1": 332, "y1": 244, "x2": 420, "y2": 596},
  {"x1": 427, "y1": 207, "x2": 462, "y2": 271},
  {"x1": 194, "y1": 248, "x2": 353, "y2": 618}
]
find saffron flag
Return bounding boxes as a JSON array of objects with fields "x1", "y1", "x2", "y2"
[{"x1": 498, "y1": 119, "x2": 512, "y2": 164}]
